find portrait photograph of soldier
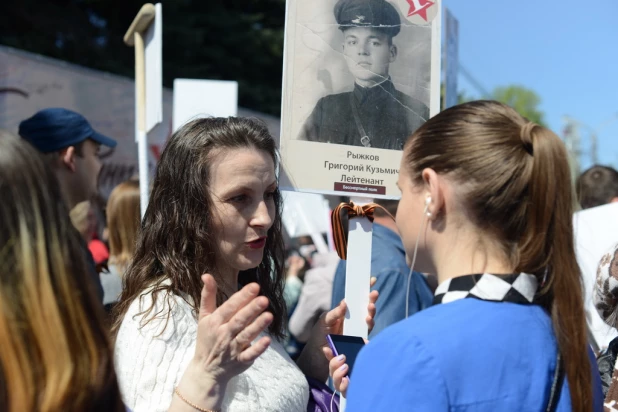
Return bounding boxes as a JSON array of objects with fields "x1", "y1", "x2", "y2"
[
  {"x1": 291, "y1": 0, "x2": 433, "y2": 151},
  {"x1": 279, "y1": 0, "x2": 438, "y2": 197}
]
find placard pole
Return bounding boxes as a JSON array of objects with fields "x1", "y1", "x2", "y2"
[
  {"x1": 133, "y1": 32, "x2": 149, "y2": 218},
  {"x1": 340, "y1": 196, "x2": 373, "y2": 411},
  {"x1": 124, "y1": 3, "x2": 157, "y2": 218}
]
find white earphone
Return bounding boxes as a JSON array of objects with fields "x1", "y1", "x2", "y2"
[{"x1": 424, "y1": 196, "x2": 432, "y2": 217}]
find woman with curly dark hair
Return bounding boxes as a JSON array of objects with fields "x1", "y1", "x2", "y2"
[{"x1": 113, "y1": 117, "x2": 376, "y2": 412}]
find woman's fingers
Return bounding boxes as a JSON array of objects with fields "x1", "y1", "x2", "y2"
[
  {"x1": 366, "y1": 290, "x2": 379, "y2": 332},
  {"x1": 210, "y1": 282, "x2": 260, "y2": 326},
  {"x1": 369, "y1": 290, "x2": 379, "y2": 304},
  {"x1": 324, "y1": 300, "x2": 347, "y2": 327},
  {"x1": 322, "y1": 346, "x2": 335, "y2": 361},
  {"x1": 226, "y1": 295, "x2": 269, "y2": 338},
  {"x1": 367, "y1": 301, "x2": 376, "y2": 319},
  {"x1": 232, "y1": 311, "x2": 273, "y2": 351},
  {"x1": 329, "y1": 354, "x2": 346, "y2": 377},
  {"x1": 237, "y1": 336, "x2": 271, "y2": 364},
  {"x1": 339, "y1": 376, "x2": 349, "y2": 395},
  {"x1": 370, "y1": 276, "x2": 377, "y2": 287},
  {"x1": 365, "y1": 315, "x2": 375, "y2": 332},
  {"x1": 331, "y1": 357, "x2": 349, "y2": 393},
  {"x1": 198, "y1": 274, "x2": 218, "y2": 320},
  {"x1": 330, "y1": 354, "x2": 350, "y2": 397},
  {"x1": 366, "y1": 299, "x2": 377, "y2": 331}
]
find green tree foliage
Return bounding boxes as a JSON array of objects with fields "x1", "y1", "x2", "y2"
[
  {"x1": 0, "y1": 0, "x2": 287, "y2": 115},
  {"x1": 492, "y1": 85, "x2": 546, "y2": 126},
  {"x1": 1, "y1": 1, "x2": 547, "y2": 122},
  {"x1": 440, "y1": 82, "x2": 470, "y2": 110}
]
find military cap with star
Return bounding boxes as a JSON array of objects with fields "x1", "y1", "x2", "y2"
[{"x1": 334, "y1": 0, "x2": 402, "y2": 38}]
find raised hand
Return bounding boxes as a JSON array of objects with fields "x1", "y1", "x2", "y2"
[
  {"x1": 328, "y1": 353, "x2": 351, "y2": 397},
  {"x1": 193, "y1": 274, "x2": 273, "y2": 381},
  {"x1": 170, "y1": 274, "x2": 273, "y2": 412},
  {"x1": 296, "y1": 277, "x2": 378, "y2": 382},
  {"x1": 319, "y1": 276, "x2": 378, "y2": 348},
  {"x1": 319, "y1": 277, "x2": 378, "y2": 395}
]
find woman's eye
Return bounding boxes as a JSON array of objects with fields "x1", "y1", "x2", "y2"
[
  {"x1": 229, "y1": 194, "x2": 248, "y2": 203},
  {"x1": 265, "y1": 191, "x2": 276, "y2": 199}
]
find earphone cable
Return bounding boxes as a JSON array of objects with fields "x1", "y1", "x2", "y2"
[
  {"x1": 405, "y1": 203, "x2": 429, "y2": 318},
  {"x1": 330, "y1": 389, "x2": 339, "y2": 412}
]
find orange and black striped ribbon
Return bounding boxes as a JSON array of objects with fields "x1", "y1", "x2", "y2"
[{"x1": 331, "y1": 202, "x2": 395, "y2": 260}]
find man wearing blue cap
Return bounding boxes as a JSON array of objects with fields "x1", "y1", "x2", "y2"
[
  {"x1": 299, "y1": 0, "x2": 429, "y2": 150},
  {"x1": 19, "y1": 108, "x2": 118, "y2": 304}
]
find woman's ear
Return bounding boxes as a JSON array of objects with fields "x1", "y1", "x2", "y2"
[{"x1": 421, "y1": 168, "x2": 444, "y2": 220}]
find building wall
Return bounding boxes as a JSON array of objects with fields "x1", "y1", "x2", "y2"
[{"x1": 0, "y1": 45, "x2": 281, "y2": 198}]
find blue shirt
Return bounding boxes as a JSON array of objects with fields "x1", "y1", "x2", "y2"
[
  {"x1": 331, "y1": 223, "x2": 433, "y2": 338},
  {"x1": 347, "y1": 298, "x2": 604, "y2": 411}
]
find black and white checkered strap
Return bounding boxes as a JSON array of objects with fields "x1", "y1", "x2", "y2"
[{"x1": 433, "y1": 273, "x2": 539, "y2": 305}]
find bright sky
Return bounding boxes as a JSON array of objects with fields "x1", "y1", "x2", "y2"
[{"x1": 442, "y1": 0, "x2": 618, "y2": 170}]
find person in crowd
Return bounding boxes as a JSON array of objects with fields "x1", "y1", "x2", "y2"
[
  {"x1": 327, "y1": 101, "x2": 604, "y2": 411},
  {"x1": 297, "y1": 236, "x2": 318, "y2": 267},
  {"x1": 0, "y1": 132, "x2": 125, "y2": 411},
  {"x1": 332, "y1": 199, "x2": 433, "y2": 338},
  {"x1": 593, "y1": 243, "x2": 618, "y2": 405},
  {"x1": 112, "y1": 117, "x2": 378, "y2": 412},
  {"x1": 283, "y1": 250, "x2": 307, "y2": 312},
  {"x1": 19, "y1": 108, "x2": 118, "y2": 303},
  {"x1": 102, "y1": 179, "x2": 140, "y2": 312},
  {"x1": 290, "y1": 251, "x2": 341, "y2": 343},
  {"x1": 70, "y1": 200, "x2": 94, "y2": 240},
  {"x1": 0, "y1": 131, "x2": 288, "y2": 412},
  {"x1": 282, "y1": 250, "x2": 309, "y2": 358},
  {"x1": 70, "y1": 200, "x2": 110, "y2": 271},
  {"x1": 576, "y1": 165, "x2": 618, "y2": 210}
]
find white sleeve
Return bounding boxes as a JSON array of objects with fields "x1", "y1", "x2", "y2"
[{"x1": 114, "y1": 292, "x2": 197, "y2": 412}]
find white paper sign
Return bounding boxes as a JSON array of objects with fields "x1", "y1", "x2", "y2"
[
  {"x1": 574, "y1": 202, "x2": 618, "y2": 350},
  {"x1": 173, "y1": 79, "x2": 238, "y2": 132},
  {"x1": 281, "y1": 191, "x2": 331, "y2": 238},
  {"x1": 145, "y1": 3, "x2": 163, "y2": 133}
]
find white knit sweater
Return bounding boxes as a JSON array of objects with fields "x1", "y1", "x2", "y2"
[{"x1": 114, "y1": 287, "x2": 309, "y2": 412}]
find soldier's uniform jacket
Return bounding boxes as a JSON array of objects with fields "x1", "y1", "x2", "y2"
[{"x1": 299, "y1": 79, "x2": 429, "y2": 150}]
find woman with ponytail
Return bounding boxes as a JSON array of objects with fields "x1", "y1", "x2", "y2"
[{"x1": 329, "y1": 101, "x2": 604, "y2": 411}]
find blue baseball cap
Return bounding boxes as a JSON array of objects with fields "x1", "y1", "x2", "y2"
[{"x1": 18, "y1": 108, "x2": 117, "y2": 153}]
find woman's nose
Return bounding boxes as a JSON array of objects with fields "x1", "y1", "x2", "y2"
[{"x1": 250, "y1": 200, "x2": 273, "y2": 229}]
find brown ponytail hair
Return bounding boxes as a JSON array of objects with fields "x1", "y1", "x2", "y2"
[{"x1": 404, "y1": 100, "x2": 591, "y2": 411}]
